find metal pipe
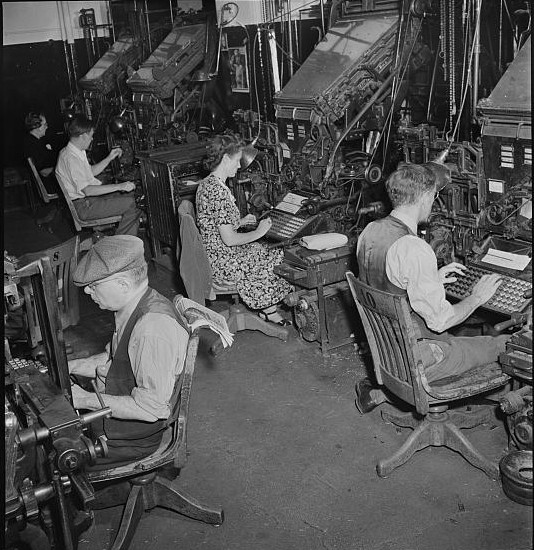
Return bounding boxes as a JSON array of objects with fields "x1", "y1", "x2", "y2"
[
  {"x1": 471, "y1": 0, "x2": 482, "y2": 117},
  {"x1": 56, "y1": 2, "x2": 74, "y2": 98},
  {"x1": 319, "y1": 0, "x2": 325, "y2": 36},
  {"x1": 108, "y1": 0, "x2": 115, "y2": 43},
  {"x1": 213, "y1": 6, "x2": 225, "y2": 76},
  {"x1": 145, "y1": 0, "x2": 152, "y2": 53},
  {"x1": 60, "y1": 1, "x2": 80, "y2": 90},
  {"x1": 287, "y1": 0, "x2": 294, "y2": 77},
  {"x1": 426, "y1": 40, "x2": 441, "y2": 121}
]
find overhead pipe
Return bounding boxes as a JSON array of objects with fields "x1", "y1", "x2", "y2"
[
  {"x1": 59, "y1": 1, "x2": 80, "y2": 88},
  {"x1": 471, "y1": 0, "x2": 482, "y2": 120},
  {"x1": 56, "y1": 1, "x2": 75, "y2": 98},
  {"x1": 319, "y1": 0, "x2": 325, "y2": 36},
  {"x1": 287, "y1": 0, "x2": 294, "y2": 77}
]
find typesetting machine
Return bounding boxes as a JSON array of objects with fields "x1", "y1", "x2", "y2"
[
  {"x1": 5, "y1": 4, "x2": 532, "y2": 534},
  {"x1": 70, "y1": 1, "x2": 531, "y2": 357},
  {"x1": 4, "y1": 259, "x2": 111, "y2": 549}
]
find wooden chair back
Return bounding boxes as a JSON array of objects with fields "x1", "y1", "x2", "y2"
[
  {"x1": 26, "y1": 157, "x2": 59, "y2": 203},
  {"x1": 88, "y1": 296, "x2": 199, "y2": 483},
  {"x1": 55, "y1": 173, "x2": 121, "y2": 232},
  {"x1": 19, "y1": 236, "x2": 81, "y2": 331},
  {"x1": 346, "y1": 271, "x2": 431, "y2": 415}
]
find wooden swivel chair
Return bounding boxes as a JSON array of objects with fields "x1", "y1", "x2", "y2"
[
  {"x1": 55, "y1": 173, "x2": 122, "y2": 236},
  {"x1": 27, "y1": 157, "x2": 59, "y2": 203},
  {"x1": 26, "y1": 157, "x2": 60, "y2": 230},
  {"x1": 346, "y1": 272, "x2": 510, "y2": 480},
  {"x1": 19, "y1": 236, "x2": 81, "y2": 341},
  {"x1": 177, "y1": 199, "x2": 289, "y2": 356},
  {"x1": 86, "y1": 295, "x2": 224, "y2": 549}
]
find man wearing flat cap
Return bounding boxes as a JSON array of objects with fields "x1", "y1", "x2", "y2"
[
  {"x1": 353, "y1": 162, "x2": 510, "y2": 413},
  {"x1": 68, "y1": 235, "x2": 189, "y2": 467}
]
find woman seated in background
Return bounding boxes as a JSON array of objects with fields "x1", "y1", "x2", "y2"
[
  {"x1": 196, "y1": 133, "x2": 293, "y2": 325},
  {"x1": 23, "y1": 111, "x2": 59, "y2": 195}
]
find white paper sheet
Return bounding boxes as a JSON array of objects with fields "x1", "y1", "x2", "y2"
[
  {"x1": 275, "y1": 193, "x2": 307, "y2": 214},
  {"x1": 481, "y1": 248, "x2": 531, "y2": 271}
]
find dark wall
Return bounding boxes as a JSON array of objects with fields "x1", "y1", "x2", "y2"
[{"x1": 2, "y1": 38, "x2": 105, "y2": 168}]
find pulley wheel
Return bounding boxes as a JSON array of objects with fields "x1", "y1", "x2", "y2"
[
  {"x1": 499, "y1": 450, "x2": 533, "y2": 506},
  {"x1": 364, "y1": 164, "x2": 382, "y2": 184}
]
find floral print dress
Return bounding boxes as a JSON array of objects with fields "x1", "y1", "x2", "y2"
[{"x1": 196, "y1": 174, "x2": 293, "y2": 310}]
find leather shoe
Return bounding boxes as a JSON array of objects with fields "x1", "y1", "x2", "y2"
[
  {"x1": 354, "y1": 378, "x2": 380, "y2": 415},
  {"x1": 258, "y1": 311, "x2": 292, "y2": 327}
]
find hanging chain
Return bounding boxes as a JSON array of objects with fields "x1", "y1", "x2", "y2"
[
  {"x1": 257, "y1": 28, "x2": 269, "y2": 122},
  {"x1": 440, "y1": 0, "x2": 447, "y2": 84}
]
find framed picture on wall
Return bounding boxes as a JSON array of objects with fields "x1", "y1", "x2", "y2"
[{"x1": 228, "y1": 46, "x2": 249, "y2": 93}]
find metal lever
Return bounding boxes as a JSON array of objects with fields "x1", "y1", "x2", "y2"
[
  {"x1": 90, "y1": 379, "x2": 107, "y2": 409},
  {"x1": 68, "y1": 471, "x2": 95, "y2": 505},
  {"x1": 494, "y1": 312, "x2": 529, "y2": 332}
]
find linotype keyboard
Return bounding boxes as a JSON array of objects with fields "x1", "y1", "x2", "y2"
[
  {"x1": 7, "y1": 358, "x2": 48, "y2": 373},
  {"x1": 265, "y1": 210, "x2": 309, "y2": 241},
  {"x1": 445, "y1": 265, "x2": 532, "y2": 315}
]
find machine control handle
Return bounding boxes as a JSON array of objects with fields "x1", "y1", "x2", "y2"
[
  {"x1": 79, "y1": 407, "x2": 112, "y2": 426},
  {"x1": 494, "y1": 312, "x2": 529, "y2": 332},
  {"x1": 68, "y1": 471, "x2": 95, "y2": 505}
]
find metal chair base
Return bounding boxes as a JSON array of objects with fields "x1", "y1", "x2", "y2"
[
  {"x1": 378, "y1": 405, "x2": 499, "y2": 480},
  {"x1": 210, "y1": 303, "x2": 289, "y2": 355},
  {"x1": 92, "y1": 474, "x2": 224, "y2": 550}
]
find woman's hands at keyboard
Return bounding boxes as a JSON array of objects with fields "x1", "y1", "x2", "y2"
[
  {"x1": 438, "y1": 262, "x2": 466, "y2": 284},
  {"x1": 471, "y1": 273, "x2": 503, "y2": 304},
  {"x1": 238, "y1": 214, "x2": 257, "y2": 228},
  {"x1": 257, "y1": 218, "x2": 272, "y2": 237}
]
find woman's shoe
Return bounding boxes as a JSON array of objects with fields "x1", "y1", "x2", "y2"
[{"x1": 258, "y1": 311, "x2": 292, "y2": 326}]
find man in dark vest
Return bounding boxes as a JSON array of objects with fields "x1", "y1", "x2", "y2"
[
  {"x1": 69, "y1": 235, "x2": 189, "y2": 468},
  {"x1": 354, "y1": 162, "x2": 510, "y2": 414}
]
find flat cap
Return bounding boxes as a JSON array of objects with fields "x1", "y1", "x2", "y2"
[{"x1": 74, "y1": 235, "x2": 146, "y2": 286}]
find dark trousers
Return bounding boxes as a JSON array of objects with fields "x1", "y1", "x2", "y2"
[
  {"x1": 73, "y1": 192, "x2": 141, "y2": 236},
  {"x1": 420, "y1": 334, "x2": 510, "y2": 383},
  {"x1": 85, "y1": 416, "x2": 165, "y2": 471}
]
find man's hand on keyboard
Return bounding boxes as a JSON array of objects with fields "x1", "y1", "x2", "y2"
[
  {"x1": 438, "y1": 262, "x2": 466, "y2": 284},
  {"x1": 471, "y1": 273, "x2": 503, "y2": 304}
]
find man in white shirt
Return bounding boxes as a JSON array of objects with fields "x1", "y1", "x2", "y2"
[
  {"x1": 354, "y1": 162, "x2": 510, "y2": 413},
  {"x1": 55, "y1": 114, "x2": 141, "y2": 236}
]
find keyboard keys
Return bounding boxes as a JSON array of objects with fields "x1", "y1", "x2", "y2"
[
  {"x1": 445, "y1": 265, "x2": 531, "y2": 315},
  {"x1": 8, "y1": 358, "x2": 48, "y2": 374},
  {"x1": 265, "y1": 210, "x2": 307, "y2": 241}
]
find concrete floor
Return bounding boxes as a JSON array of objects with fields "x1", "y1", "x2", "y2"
[{"x1": 5, "y1": 207, "x2": 533, "y2": 550}]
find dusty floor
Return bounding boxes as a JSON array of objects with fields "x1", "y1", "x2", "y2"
[{"x1": 5, "y1": 208, "x2": 533, "y2": 550}]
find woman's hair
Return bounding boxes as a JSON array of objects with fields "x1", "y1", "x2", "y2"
[
  {"x1": 25, "y1": 112, "x2": 45, "y2": 131},
  {"x1": 68, "y1": 114, "x2": 94, "y2": 138},
  {"x1": 205, "y1": 132, "x2": 245, "y2": 171},
  {"x1": 385, "y1": 163, "x2": 436, "y2": 208}
]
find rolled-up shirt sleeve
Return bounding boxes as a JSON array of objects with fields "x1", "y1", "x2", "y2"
[
  {"x1": 128, "y1": 313, "x2": 188, "y2": 419},
  {"x1": 386, "y1": 235, "x2": 456, "y2": 333}
]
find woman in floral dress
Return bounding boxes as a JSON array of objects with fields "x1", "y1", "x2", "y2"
[{"x1": 196, "y1": 134, "x2": 292, "y2": 325}]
